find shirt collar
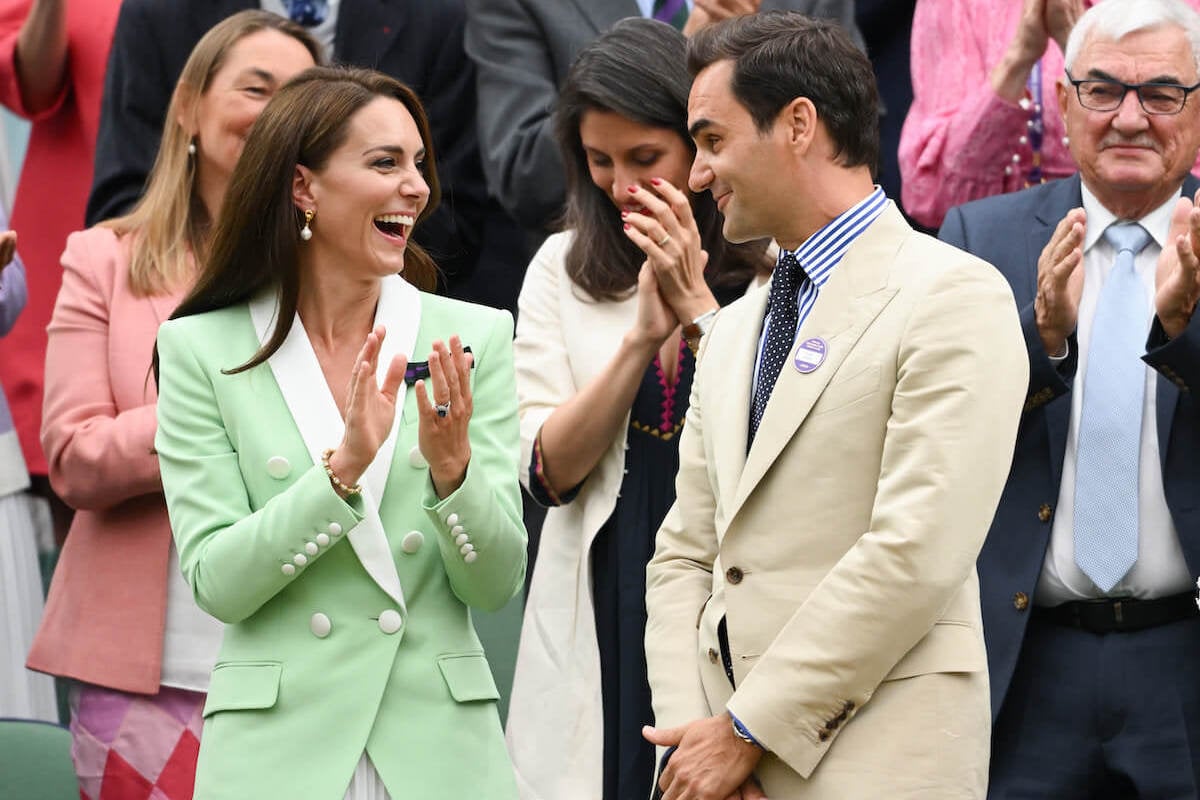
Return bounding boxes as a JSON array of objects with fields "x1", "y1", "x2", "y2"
[
  {"x1": 778, "y1": 187, "x2": 889, "y2": 290},
  {"x1": 1080, "y1": 181, "x2": 1179, "y2": 253}
]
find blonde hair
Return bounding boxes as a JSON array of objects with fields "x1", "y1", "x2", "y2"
[{"x1": 103, "y1": 10, "x2": 323, "y2": 297}]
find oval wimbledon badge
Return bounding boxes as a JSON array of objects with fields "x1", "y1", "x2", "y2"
[{"x1": 793, "y1": 337, "x2": 827, "y2": 374}]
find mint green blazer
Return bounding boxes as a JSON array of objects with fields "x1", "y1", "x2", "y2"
[{"x1": 155, "y1": 275, "x2": 525, "y2": 800}]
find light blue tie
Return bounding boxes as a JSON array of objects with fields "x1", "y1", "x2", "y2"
[{"x1": 1074, "y1": 222, "x2": 1152, "y2": 592}]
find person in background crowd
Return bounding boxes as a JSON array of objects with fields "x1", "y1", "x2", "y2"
[
  {"x1": 644, "y1": 13, "x2": 1026, "y2": 799},
  {"x1": 25, "y1": 13, "x2": 319, "y2": 799},
  {"x1": 464, "y1": 0, "x2": 862, "y2": 248},
  {"x1": 0, "y1": 218, "x2": 56, "y2": 723},
  {"x1": 900, "y1": 0, "x2": 1200, "y2": 231},
  {"x1": 504, "y1": 19, "x2": 771, "y2": 800},
  {"x1": 87, "y1": 0, "x2": 528, "y2": 314},
  {"x1": 155, "y1": 66, "x2": 525, "y2": 800},
  {"x1": 0, "y1": 0, "x2": 121, "y2": 546},
  {"x1": 940, "y1": 1, "x2": 1200, "y2": 795},
  {"x1": 855, "y1": 0, "x2": 916, "y2": 222}
]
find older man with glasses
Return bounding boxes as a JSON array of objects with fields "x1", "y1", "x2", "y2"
[{"x1": 940, "y1": 0, "x2": 1200, "y2": 796}]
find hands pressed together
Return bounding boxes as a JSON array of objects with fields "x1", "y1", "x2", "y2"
[
  {"x1": 1035, "y1": 189, "x2": 1200, "y2": 357},
  {"x1": 328, "y1": 326, "x2": 474, "y2": 500},
  {"x1": 622, "y1": 178, "x2": 719, "y2": 348}
]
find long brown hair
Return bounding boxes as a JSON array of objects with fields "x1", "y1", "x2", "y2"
[
  {"x1": 169, "y1": 66, "x2": 442, "y2": 374},
  {"x1": 104, "y1": 10, "x2": 323, "y2": 297},
  {"x1": 554, "y1": 18, "x2": 768, "y2": 302}
]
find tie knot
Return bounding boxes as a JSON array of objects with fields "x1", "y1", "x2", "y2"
[
  {"x1": 772, "y1": 250, "x2": 807, "y2": 295},
  {"x1": 1102, "y1": 222, "x2": 1152, "y2": 256}
]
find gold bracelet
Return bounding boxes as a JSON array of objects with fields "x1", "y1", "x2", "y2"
[{"x1": 321, "y1": 448, "x2": 361, "y2": 496}]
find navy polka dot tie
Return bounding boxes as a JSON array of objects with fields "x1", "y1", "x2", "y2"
[
  {"x1": 750, "y1": 250, "x2": 806, "y2": 446},
  {"x1": 284, "y1": 0, "x2": 327, "y2": 26}
]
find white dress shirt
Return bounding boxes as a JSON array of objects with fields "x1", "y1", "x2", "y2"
[{"x1": 1035, "y1": 183, "x2": 1194, "y2": 604}]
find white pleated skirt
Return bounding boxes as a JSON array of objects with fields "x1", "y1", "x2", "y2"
[
  {"x1": 0, "y1": 490, "x2": 57, "y2": 720},
  {"x1": 345, "y1": 753, "x2": 392, "y2": 800}
]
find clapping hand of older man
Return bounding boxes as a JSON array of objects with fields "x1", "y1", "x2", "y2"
[
  {"x1": 643, "y1": 715, "x2": 765, "y2": 800},
  {"x1": 1156, "y1": 189, "x2": 1200, "y2": 340},
  {"x1": 1034, "y1": 207, "x2": 1087, "y2": 357}
]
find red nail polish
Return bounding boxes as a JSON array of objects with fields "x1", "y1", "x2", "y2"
[
  {"x1": 620, "y1": 210, "x2": 628, "y2": 217},
  {"x1": 627, "y1": 185, "x2": 638, "y2": 194},
  {"x1": 623, "y1": 223, "x2": 630, "y2": 230},
  {"x1": 651, "y1": 177, "x2": 662, "y2": 186}
]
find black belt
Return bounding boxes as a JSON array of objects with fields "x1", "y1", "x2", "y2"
[{"x1": 1033, "y1": 592, "x2": 1200, "y2": 634}]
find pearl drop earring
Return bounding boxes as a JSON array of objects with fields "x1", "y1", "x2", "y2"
[
  {"x1": 187, "y1": 139, "x2": 196, "y2": 156},
  {"x1": 300, "y1": 209, "x2": 315, "y2": 241}
]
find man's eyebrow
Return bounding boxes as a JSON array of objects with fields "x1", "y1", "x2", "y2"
[
  {"x1": 688, "y1": 118, "x2": 713, "y2": 140},
  {"x1": 1088, "y1": 67, "x2": 1187, "y2": 84}
]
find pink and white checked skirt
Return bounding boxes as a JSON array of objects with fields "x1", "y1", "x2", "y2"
[{"x1": 69, "y1": 683, "x2": 205, "y2": 800}]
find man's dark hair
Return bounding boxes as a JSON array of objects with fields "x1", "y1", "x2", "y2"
[{"x1": 687, "y1": 11, "x2": 879, "y2": 175}]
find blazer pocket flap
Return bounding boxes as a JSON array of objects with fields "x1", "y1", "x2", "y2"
[
  {"x1": 202, "y1": 661, "x2": 282, "y2": 717},
  {"x1": 437, "y1": 652, "x2": 500, "y2": 703}
]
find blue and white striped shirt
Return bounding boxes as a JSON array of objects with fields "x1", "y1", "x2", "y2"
[{"x1": 753, "y1": 188, "x2": 889, "y2": 393}]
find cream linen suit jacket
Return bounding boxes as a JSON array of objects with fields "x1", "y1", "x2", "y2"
[{"x1": 645, "y1": 204, "x2": 1028, "y2": 798}]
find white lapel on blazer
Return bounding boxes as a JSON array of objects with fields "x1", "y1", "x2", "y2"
[{"x1": 247, "y1": 275, "x2": 421, "y2": 611}]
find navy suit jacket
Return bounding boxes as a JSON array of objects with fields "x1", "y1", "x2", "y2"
[{"x1": 940, "y1": 173, "x2": 1200, "y2": 722}]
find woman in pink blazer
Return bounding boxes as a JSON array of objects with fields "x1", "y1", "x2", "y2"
[{"x1": 26, "y1": 13, "x2": 319, "y2": 799}]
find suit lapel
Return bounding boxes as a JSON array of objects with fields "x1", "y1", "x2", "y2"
[
  {"x1": 1031, "y1": 176, "x2": 1085, "y2": 490},
  {"x1": 247, "y1": 275, "x2": 421, "y2": 610},
  {"x1": 1156, "y1": 174, "x2": 1200, "y2": 462},
  {"x1": 707, "y1": 285, "x2": 768, "y2": 518},
  {"x1": 565, "y1": 0, "x2": 640, "y2": 36},
  {"x1": 729, "y1": 204, "x2": 905, "y2": 517}
]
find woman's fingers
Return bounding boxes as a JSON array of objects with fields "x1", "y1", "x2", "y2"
[{"x1": 380, "y1": 354, "x2": 407, "y2": 404}]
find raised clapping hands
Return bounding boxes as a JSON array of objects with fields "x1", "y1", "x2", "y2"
[
  {"x1": 993, "y1": 0, "x2": 1085, "y2": 101},
  {"x1": 412, "y1": 336, "x2": 474, "y2": 498},
  {"x1": 1155, "y1": 189, "x2": 1200, "y2": 339},
  {"x1": 1034, "y1": 207, "x2": 1086, "y2": 358},
  {"x1": 623, "y1": 179, "x2": 720, "y2": 328},
  {"x1": 328, "y1": 327, "x2": 473, "y2": 500}
]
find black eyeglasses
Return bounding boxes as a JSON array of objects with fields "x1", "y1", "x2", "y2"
[{"x1": 1066, "y1": 72, "x2": 1200, "y2": 115}]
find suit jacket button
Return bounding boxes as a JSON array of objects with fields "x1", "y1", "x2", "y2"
[
  {"x1": 707, "y1": 648, "x2": 719, "y2": 664},
  {"x1": 402, "y1": 531, "x2": 424, "y2": 554},
  {"x1": 843, "y1": 700, "x2": 855, "y2": 712},
  {"x1": 818, "y1": 730, "x2": 830, "y2": 742},
  {"x1": 310, "y1": 612, "x2": 332, "y2": 639},
  {"x1": 378, "y1": 609, "x2": 403, "y2": 634},
  {"x1": 1013, "y1": 591, "x2": 1030, "y2": 611},
  {"x1": 266, "y1": 456, "x2": 291, "y2": 480},
  {"x1": 1038, "y1": 503, "x2": 1052, "y2": 523},
  {"x1": 726, "y1": 566, "x2": 744, "y2": 585}
]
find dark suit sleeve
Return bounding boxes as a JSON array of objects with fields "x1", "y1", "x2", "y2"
[
  {"x1": 463, "y1": 0, "x2": 567, "y2": 232},
  {"x1": 1145, "y1": 313, "x2": 1200, "y2": 396},
  {"x1": 939, "y1": 204, "x2": 1075, "y2": 413},
  {"x1": 86, "y1": 0, "x2": 171, "y2": 226}
]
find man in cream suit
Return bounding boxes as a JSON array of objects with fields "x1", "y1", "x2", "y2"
[{"x1": 643, "y1": 13, "x2": 1029, "y2": 799}]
